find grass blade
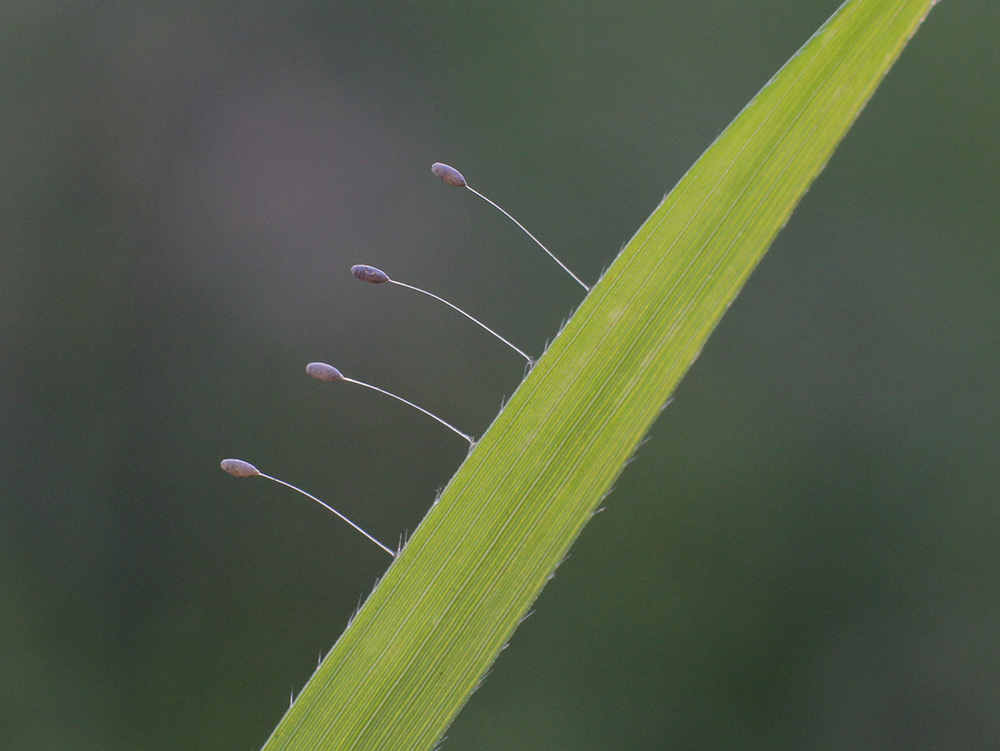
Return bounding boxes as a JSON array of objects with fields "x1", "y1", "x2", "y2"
[{"x1": 261, "y1": 1, "x2": 940, "y2": 748}]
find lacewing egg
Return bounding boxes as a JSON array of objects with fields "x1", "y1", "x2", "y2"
[
  {"x1": 306, "y1": 362, "x2": 344, "y2": 381},
  {"x1": 351, "y1": 264, "x2": 390, "y2": 284},
  {"x1": 220, "y1": 458, "x2": 261, "y2": 478},
  {"x1": 218, "y1": 457, "x2": 396, "y2": 557},
  {"x1": 431, "y1": 162, "x2": 467, "y2": 188},
  {"x1": 429, "y1": 160, "x2": 589, "y2": 290},
  {"x1": 349, "y1": 264, "x2": 533, "y2": 364},
  {"x1": 306, "y1": 361, "x2": 474, "y2": 445}
]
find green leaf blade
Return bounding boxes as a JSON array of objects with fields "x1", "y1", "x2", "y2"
[{"x1": 261, "y1": 1, "x2": 939, "y2": 749}]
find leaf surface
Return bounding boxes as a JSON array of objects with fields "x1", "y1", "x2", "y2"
[{"x1": 262, "y1": 2, "x2": 940, "y2": 748}]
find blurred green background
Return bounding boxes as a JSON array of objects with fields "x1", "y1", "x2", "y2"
[{"x1": 1, "y1": 1, "x2": 997, "y2": 749}]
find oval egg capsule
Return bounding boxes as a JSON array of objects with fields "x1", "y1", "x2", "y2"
[
  {"x1": 351, "y1": 264, "x2": 390, "y2": 284},
  {"x1": 431, "y1": 162, "x2": 467, "y2": 188},
  {"x1": 220, "y1": 458, "x2": 261, "y2": 478},
  {"x1": 306, "y1": 362, "x2": 345, "y2": 381}
]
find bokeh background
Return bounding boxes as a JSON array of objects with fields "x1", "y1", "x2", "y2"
[{"x1": 2, "y1": 1, "x2": 997, "y2": 749}]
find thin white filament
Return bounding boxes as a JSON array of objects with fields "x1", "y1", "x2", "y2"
[
  {"x1": 465, "y1": 184, "x2": 590, "y2": 291},
  {"x1": 388, "y1": 279, "x2": 533, "y2": 365},
  {"x1": 259, "y1": 472, "x2": 396, "y2": 557},
  {"x1": 343, "y1": 377, "x2": 475, "y2": 446}
]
